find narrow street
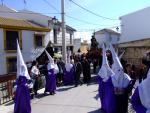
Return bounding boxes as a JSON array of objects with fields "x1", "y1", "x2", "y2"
[
  {"x1": 32, "y1": 82, "x2": 100, "y2": 113},
  {"x1": 1, "y1": 75, "x2": 100, "y2": 113},
  {"x1": 0, "y1": 74, "x2": 137, "y2": 113}
]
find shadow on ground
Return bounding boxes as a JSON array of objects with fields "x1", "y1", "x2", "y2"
[
  {"x1": 87, "y1": 75, "x2": 99, "y2": 86},
  {"x1": 88, "y1": 108, "x2": 104, "y2": 113},
  {"x1": 4, "y1": 101, "x2": 14, "y2": 106},
  {"x1": 57, "y1": 86, "x2": 75, "y2": 92}
]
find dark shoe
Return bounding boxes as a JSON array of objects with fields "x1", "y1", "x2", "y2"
[
  {"x1": 74, "y1": 85, "x2": 78, "y2": 87},
  {"x1": 50, "y1": 92, "x2": 54, "y2": 95}
]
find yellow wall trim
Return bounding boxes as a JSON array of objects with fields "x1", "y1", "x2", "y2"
[{"x1": 0, "y1": 25, "x2": 51, "y2": 32}]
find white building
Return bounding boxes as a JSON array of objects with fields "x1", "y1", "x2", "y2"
[
  {"x1": 120, "y1": 6, "x2": 150, "y2": 43},
  {"x1": 95, "y1": 28, "x2": 120, "y2": 48},
  {"x1": 0, "y1": 5, "x2": 76, "y2": 75},
  {"x1": 0, "y1": 16, "x2": 50, "y2": 75},
  {"x1": 73, "y1": 38, "x2": 81, "y2": 53}
]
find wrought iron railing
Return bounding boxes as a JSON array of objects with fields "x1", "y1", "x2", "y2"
[
  {"x1": 0, "y1": 73, "x2": 46, "y2": 105},
  {"x1": 0, "y1": 74, "x2": 16, "y2": 104}
]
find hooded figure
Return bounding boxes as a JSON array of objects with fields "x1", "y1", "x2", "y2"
[
  {"x1": 109, "y1": 44, "x2": 134, "y2": 113},
  {"x1": 131, "y1": 69, "x2": 150, "y2": 113},
  {"x1": 14, "y1": 40, "x2": 31, "y2": 113},
  {"x1": 98, "y1": 44, "x2": 116, "y2": 113},
  {"x1": 45, "y1": 50, "x2": 56, "y2": 95},
  {"x1": 63, "y1": 51, "x2": 74, "y2": 85}
]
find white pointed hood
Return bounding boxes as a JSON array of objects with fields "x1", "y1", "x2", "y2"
[
  {"x1": 98, "y1": 44, "x2": 114, "y2": 82},
  {"x1": 17, "y1": 40, "x2": 30, "y2": 80},
  {"x1": 65, "y1": 51, "x2": 73, "y2": 72},
  {"x1": 45, "y1": 50, "x2": 54, "y2": 70},
  {"x1": 138, "y1": 69, "x2": 150, "y2": 112},
  {"x1": 110, "y1": 44, "x2": 130, "y2": 88}
]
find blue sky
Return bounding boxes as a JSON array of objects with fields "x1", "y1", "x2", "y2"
[{"x1": 2, "y1": 0, "x2": 150, "y2": 41}]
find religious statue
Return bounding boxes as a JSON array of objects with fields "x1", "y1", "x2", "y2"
[{"x1": 90, "y1": 35, "x2": 99, "y2": 50}]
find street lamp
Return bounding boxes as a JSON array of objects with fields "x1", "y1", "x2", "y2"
[
  {"x1": 116, "y1": 27, "x2": 119, "y2": 31},
  {"x1": 52, "y1": 16, "x2": 58, "y2": 29}
]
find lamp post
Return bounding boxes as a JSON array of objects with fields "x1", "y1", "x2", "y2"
[
  {"x1": 51, "y1": 16, "x2": 58, "y2": 29},
  {"x1": 61, "y1": 0, "x2": 66, "y2": 63}
]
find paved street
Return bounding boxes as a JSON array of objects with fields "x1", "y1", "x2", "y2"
[
  {"x1": 0, "y1": 75, "x2": 136, "y2": 113},
  {"x1": 0, "y1": 75, "x2": 100, "y2": 113}
]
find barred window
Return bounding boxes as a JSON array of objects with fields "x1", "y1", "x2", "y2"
[
  {"x1": 5, "y1": 30, "x2": 20, "y2": 50},
  {"x1": 34, "y1": 34, "x2": 44, "y2": 47}
]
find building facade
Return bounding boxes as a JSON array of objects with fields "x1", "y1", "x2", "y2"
[
  {"x1": 95, "y1": 28, "x2": 120, "y2": 48},
  {"x1": 0, "y1": 16, "x2": 50, "y2": 75},
  {"x1": 120, "y1": 7, "x2": 150, "y2": 43},
  {"x1": 117, "y1": 38, "x2": 150, "y2": 65},
  {"x1": 73, "y1": 38, "x2": 81, "y2": 53},
  {"x1": 0, "y1": 5, "x2": 76, "y2": 75}
]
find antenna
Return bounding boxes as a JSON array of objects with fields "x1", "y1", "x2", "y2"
[
  {"x1": 1, "y1": 0, "x2": 4, "y2": 6},
  {"x1": 23, "y1": 0, "x2": 27, "y2": 9}
]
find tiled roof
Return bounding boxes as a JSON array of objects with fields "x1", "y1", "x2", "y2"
[{"x1": 0, "y1": 16, "x2": 50, "y2": 32}]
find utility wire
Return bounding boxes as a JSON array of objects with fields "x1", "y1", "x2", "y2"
[
  {"x1": 66, "y1": 15, "x2": 120, "y2": 27},
  {"x1": 66, "y1": 15, "x2": 100, "y2": 25},
  {"x1": 42, "y1": 0, "x2": 119, "y2": 28},
  {"x1": 69, "y1": 0, "x2": 118, "y2": 20},
  {"x1": 43, "y1": 0, "x2": 60, "y2": 13}
]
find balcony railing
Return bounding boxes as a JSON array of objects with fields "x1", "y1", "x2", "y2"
[
  {"x1": 0, "y1": 74, "x2": 16, "y2": 104},
  {"x1": 0, "y1": 72, "x2": 46, "y2": 105}
]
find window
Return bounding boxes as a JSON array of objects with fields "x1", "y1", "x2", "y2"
[
  {"x1": 34, "y1": 34, "x2": 44, "y2": 47},
  {"x1": 53, "y1": 29, "x2": 57, "y2": 44},
  {"x1": 4, "y1": 30, "x2": 21, "y2": 50},
  {"x1": 6, "y1": 57, "x2": 17, "y2": 73},
  {"x1": 70, "y1": 34, "x2": 73, "y2": 44}
]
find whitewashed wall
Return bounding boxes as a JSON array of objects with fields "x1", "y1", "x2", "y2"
[
  {"x1": 73, "y1": 38, "x2": 81, "y2": 52},
  {"x1": 95, "y1": 32, "x2": 120, "y2": 48},
  {"x1": 95, "y1": 33, "x2": 106, "y2": 48},
  {"x1": 22, "y1": 30, "x2": 35, "y2": 62},
  {"x1": 120, "y1": 7, "x2": 150, "y2": 43}
]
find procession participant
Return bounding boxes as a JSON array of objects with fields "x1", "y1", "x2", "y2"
[
  {"x1": 14, "y1": 40, "x2": 31, "y2": 113},
  {"x1": 131, "y1": 69, "x2": 150, "y2": 113},
  {"x1": 63, "y1": 51, "x2": 74, "y2": 85},
  {"x1": 81, "y1": 56, "x2": 91, "y2": 83},
  {"x1": 110, "y1": 44, "x2": 134, "y2": 113},
  {"x1": 45, "y1": 50, "x2": 57, "y2": 95},
  {"x1": 98, "y1": 44, "x2": 116, "y2": 113},
  {"x1": 54, "y1": 58, "x2": 59, "y2": 86}
]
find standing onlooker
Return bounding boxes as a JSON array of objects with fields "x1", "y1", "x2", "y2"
[
  {"x1": 57, "y1": 58, "x2": 65, "y2": 86},
  {"x1": 139, "y1": 63, "x2": 148, "y2": 83},
  {"x1": 81, "y1": 57, "x2": 91, "y2": 83},
  {"x1": 74, "y1": 57, "x2": 83, "y2": 87},
  {"x1": 93, "y1": 59, "x2": 98, "y2": 74},
  {"x1": 30, "y1": 60, "x2": 40, "y2": 95}
]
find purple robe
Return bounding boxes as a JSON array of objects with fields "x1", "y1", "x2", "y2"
[
  {"x1": 14, "y1": 76, "x2": 31, "y2": 113},
  {"x1": 63, "y1": 67, "x2": 74, "y2": 85},
  {"x1": 45, "y1": 69, "x2": 56, "y2": 92},
  {"x1": 98, "y1": 76, "x2": 116, "y2": 113},
  {"x1": 114, "y1": 79, "x2": 135, "y2": 113},
  {"x1": 131, "y1": 88, "x2": 147, "y2": 113}
]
